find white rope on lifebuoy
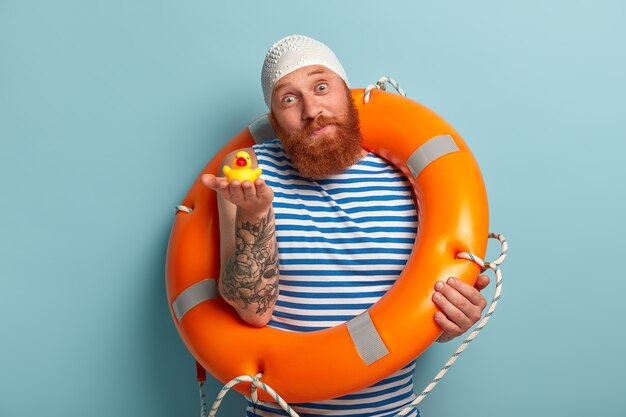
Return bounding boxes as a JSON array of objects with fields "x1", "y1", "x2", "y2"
[
  {"x1": 208, "y1": 373, "x2": 300, "y2": 417},
  {"x1": 394, "y1": 232, "x2": 508, "y2": 416},
  {"x1": 363, "y1": 76, "x2": 406, "y2": 104},
  {"x1": 176, "y1": 205, "x2": 193, "y2": 214},
  {"x1": 199, "y1": 381, "x2": 208, "y2": 417}
]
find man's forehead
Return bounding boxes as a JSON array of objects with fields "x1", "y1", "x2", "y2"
[{"x1": 273, "y1": 65, "x2": 335, "y2": 93}]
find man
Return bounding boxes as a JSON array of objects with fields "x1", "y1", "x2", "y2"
[{"x1": 202, "y1": 34, "x2": 489, "y2": 417}]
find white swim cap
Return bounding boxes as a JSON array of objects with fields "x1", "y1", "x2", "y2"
[{"x1": 261, "y1": 34, "x2": 349, "y2": 108}]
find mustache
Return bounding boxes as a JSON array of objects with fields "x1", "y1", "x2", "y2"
[{"x1": 302, "y1": 115, "x2": 341, "y2": 136}]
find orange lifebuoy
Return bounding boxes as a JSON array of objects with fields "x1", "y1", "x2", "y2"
[{"x1": 165, "y1": 88, "x2": 489, "y2": 403}]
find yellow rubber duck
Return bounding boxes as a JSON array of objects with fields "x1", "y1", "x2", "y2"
[{"x1": 222, "y1": 151, "x2": 263, "y2": 183}]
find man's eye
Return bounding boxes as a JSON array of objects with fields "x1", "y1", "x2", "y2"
[
  {"x1": 317, "y1": 83, "x2": 328, "y2": 92},
  {"x1": 282, "y1": 96, "x2": 295, "y2": 104}
]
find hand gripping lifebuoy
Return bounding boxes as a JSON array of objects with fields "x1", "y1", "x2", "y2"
[{"x1": 166, "y1": 88, "x2": 489, "y2": 403}]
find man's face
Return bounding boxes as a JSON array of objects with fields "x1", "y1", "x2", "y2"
[{"x1": 268, "y1": 65, "x2": 363, "y2": 179}]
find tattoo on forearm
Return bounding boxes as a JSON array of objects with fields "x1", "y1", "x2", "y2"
[{"x1": 221, "y1": 208, "x2": 279, "y2": 315}]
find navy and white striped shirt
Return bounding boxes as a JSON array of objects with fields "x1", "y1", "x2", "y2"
[{"x1": 247, "y1": 139, "x2": 419, "y2": 417}]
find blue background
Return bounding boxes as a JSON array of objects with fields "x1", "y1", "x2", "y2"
[{"x1": 1, "y1": 1, "x2": 624, "y2": 416}]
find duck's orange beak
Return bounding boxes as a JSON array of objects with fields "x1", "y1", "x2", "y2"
[{"x1": 236, "y1": 157, "x2": 247, "y2": 167}]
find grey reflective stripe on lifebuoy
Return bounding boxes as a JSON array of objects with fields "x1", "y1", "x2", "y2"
[
  {"x1": 346, "y1": 311, "x2": 390, "y2": 365},
  {"x1": 172, "y1": 279, "x2": 218, "y2": 322},
  {"x1": 406, "y1": 134, "x2": 459, "y2": 179},
  {"x1": 248, "y1": 114, "x2": 277, "y2": 144}
]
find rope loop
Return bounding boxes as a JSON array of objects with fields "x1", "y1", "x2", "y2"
[
  {"x1": 363, "y1": 76, "x2": 406, "y2": 104},
  {"x1": 456, "y1": 232, "x2": 508, "y2": 272},
  {"x1": 175, "y1": 204, "x2": 193, "y2": 214},
  {"x1": 249, "y1": 373, "x2": 262, "y2": 405},
  {"x1": 208, "y1": 373, "x2": 301, "y2": 417}
]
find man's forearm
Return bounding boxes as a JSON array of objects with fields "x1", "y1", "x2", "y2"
[{"x1": 219, "y1": 207, "x2": 279, "y2": 326}]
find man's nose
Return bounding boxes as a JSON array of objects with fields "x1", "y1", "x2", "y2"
[{"x1": 301, "y1": 94, "x2": 322, "y2": 120}]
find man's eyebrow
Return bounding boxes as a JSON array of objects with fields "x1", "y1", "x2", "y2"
[
  {"x1": 273, "y1": 81, "x2": 290, "y2": 94},
  {"x1": 274, "y1": 69, "x2": 329, "y2": 93},
  {"x1": 306, "y1": 69, "x2": 326, "y2": 77}
]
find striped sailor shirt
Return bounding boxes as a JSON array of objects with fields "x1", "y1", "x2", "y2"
[{"x1": 246, "y1": 139, "x2": 419, "y2": 417}]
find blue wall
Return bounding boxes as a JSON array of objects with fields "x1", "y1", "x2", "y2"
[{"x1": 1, "y1": 1, "x2": 624, "y2": 416}]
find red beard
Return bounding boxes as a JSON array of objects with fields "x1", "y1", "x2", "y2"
[{"x1": 269, "y1": 90, "x2": 363, "y2": 179}]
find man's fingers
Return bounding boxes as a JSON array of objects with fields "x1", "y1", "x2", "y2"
[
  {"x1": 432, "y1": 282, "x2": 473, "y2": 331},
  {"x1": 202, "y1": 174, "x2": 230, "y2": 192},
  {"x1": 255, "y1": 178, "x2": 269, "y2": 195},
  {"x1": 474, "y1": 274, "x2": 490, "y2": 291},
  {"x1": 207, "y1": 177, "x2": 272, "y2": 216},
  {"x1": 446, "y1": 277, "x2": 487, "y2": 309},
  {"x1": 201, "y1": 174, "x2": 217, "y2": 189},
  {"x1": 241, "y1": 180, "x2": 257, "y2": 200},
  {"x1": 431, "y1": 276, "x2": 491, "y2": 341},
  {"x1": 255, "y1": 179, "x2": 275, "y2": 202},
  {"x1": 434, "y1": 311, "x2": 462, "y2": 338},
  {"x1": 216, "y1": 179, "x2": 229, "y2": 193},
  {"x1": 227, "y1": 180, "x2": 242, "y2": 201}
]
